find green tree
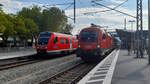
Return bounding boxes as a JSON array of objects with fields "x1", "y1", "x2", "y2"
[
  {"x1": 24, "y1": 18, "x2": 38, "y2": 37},
  {"x1": 0, "y1": 24, "x2": 5, "y2": 33},
  {"x1": 0, "y1": 12, "x2": 15, "y2": 46},
  {"x1": 18, "y1": 6, "x2": 68, "y2": 33},
  {"x1": 18, "y1": 6, "x2": 42, "y2": 31},
  {"x1": 24, "y1": 18, "x2": 39, "y2": 43},
  {"x1": 42, "y1": 7, "x2": 67, "y2": 32},
  {"x1": 61, "y1": 24, "x2": 73, "y2": 34},
  {"x1": 13, "y1": 16, "x2": 28, "y2": 40}
]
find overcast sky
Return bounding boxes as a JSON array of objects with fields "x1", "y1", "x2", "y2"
[{"x1": 0, "y1": 0, "x2": 148, "y2": 35}]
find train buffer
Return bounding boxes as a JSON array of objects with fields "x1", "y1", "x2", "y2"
[
  {"x1": 78, "y1": 49, "x2": 150, "y2": 84},
  {"x1": 0, "y1": 47, "x2": 36, "y2": 60}
]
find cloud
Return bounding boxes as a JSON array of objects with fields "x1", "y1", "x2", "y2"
[
  {"x1": 110, "y1": 0, "x2": 126, "y2": 4},
  {"x1": 65, "y1": 6, "x2": 148, "y2": 35},
  {"x1": 0, "y1": 0, "x2": 147, "y2": 35},
  {"x1": 0, "y1": 0, "x2": 45, "y2": 14},
  {"x1": 0, "y1": 0, "x2": 25, "y2": 13}
]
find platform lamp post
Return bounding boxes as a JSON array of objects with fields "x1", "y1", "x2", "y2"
[
  {"x1": 0, "y1": 4, "x2": 3, "y2": 36},
  {"x1": 148, "y1": 0, "x2": 150, "y2": 64},
  {"x1": 129, "y1": 20, "x2": 136, "y2": 53}
]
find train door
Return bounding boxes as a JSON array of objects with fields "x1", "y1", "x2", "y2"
[
  {"x1": 101, "y1": 32, "x2": 107, "y2": 48},
  {"x1": 53, "y1": 36, "x2": 59, "y2": 50},
  {"x1": 70, "y1": 37, "x2": 72, "y2": 50}
]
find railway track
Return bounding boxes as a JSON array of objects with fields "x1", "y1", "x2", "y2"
[
  {"x1": 0, "y1": 53, "x2": 78, "y2": 71},
  {"x1": 0, "y1": 58, "x2": 44, "y2": 71},
  {"x1": 39, "y1": 63, "x2": 96, "y2": 84},
  {"x1": 0, "y1": 54, "x2": 76, "y2": 71}
]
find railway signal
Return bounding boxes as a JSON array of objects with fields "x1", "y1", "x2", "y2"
[{"x1": 74, "y1": 0, "x2": 76, "y2": 23}]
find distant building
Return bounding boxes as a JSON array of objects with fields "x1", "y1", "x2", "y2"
[{"x1": 116, "y1": 29, "x2": 148, "y2": 49}]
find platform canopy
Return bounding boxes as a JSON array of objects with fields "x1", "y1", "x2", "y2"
[{"x1": 116, "y1": 29, "x2": 148, "y2": 49}]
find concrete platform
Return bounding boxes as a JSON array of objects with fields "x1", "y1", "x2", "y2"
[
  {"x1": 111, "y1": 50, "x2": 150, "y2": 84},
  {"x1": 78, "y1": 49, "x2": 150, "y2": 84},
  {"x1": 0, "y1": 47, "x2": 36, "y2": 60},
  {"x1": 78, "y1": 50, "x2": 120, "y2": 84}
]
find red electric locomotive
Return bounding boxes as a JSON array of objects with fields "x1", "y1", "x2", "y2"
[
  {"x1": 36, "y1": 32, "x2": 78, "y2": 55},
  {"x1": 76, "y1": 24, "x2": 113, "y2": 62}
]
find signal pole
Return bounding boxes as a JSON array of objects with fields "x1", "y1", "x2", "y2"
[
  {"x1": 124, "y1": 18, "x2": 126, "y2": 30},
  {"x1": 148, "y1": 0, "x2": 150, "y2": 64},
  {"x1": 136, "y1": 0, "x2": 143, "y2": 58},
  {"x1": 74, "y1": 0, "x2": 76, "y2": 23}
]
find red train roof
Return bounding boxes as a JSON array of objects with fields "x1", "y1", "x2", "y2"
[
  {"x1": 81, "y1": 26, "x2": 104, "y2": 32},
  {"x1": 39, "y1": 31, "x2": 76, "y2": 38},
  {"x1": 53, "y1": 32, "x2": 77, "y2": 39}
]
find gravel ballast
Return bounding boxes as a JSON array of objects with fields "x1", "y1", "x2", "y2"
[{"x1": 0, "y1": 54, "x2": 82, "y2": 84}]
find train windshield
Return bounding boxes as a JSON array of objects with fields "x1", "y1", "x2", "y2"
[
  {"x1": 81, "y1": 31, "x2": 98, "y2": 42},
  {"x1": 38, "y1": 32, "x2": 51, "y2": 45}
]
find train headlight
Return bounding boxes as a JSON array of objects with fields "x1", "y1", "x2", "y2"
[
  {"x1": 78, "y1": 45, "x2": 80, "y2": 48},
  {"x1": 45, "y1": 46, "x2": 48, "y2": 49},
  {"x1": 97, "y1": 45, "x2": 100, "y2": 48}
]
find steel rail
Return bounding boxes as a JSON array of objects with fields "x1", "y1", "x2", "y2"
[
  {"x1": 0, "y1": 59, "x2": 43, "y2": 71},
  {"x1": 39, "y1": 62, "x2": 96, "y2": 84}
]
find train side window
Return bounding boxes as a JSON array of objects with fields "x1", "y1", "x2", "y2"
[
  {"x1": 102, "y1": 34, "x2": 106, "y2": 39},
  {"x1": 60, "y1": 38, "x2": 64, "y2": 44},
  {"x1": 54, "y1": 37, "x2": 58, "y2": 44},
  {"x1": 70, "y1": 38, "x2": 72, "y2": 43},
  {"x1": 66, "y1": 39, "x2": 69, "y2": 44}
]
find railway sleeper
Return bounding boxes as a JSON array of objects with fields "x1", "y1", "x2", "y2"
[
  {"x1": 51, "y1": 79, "x2": 72, "y2": 84},
  {"x1": 67, "y1": 72, "x2": 83, "y2": 75},
  {"x1": 56, "y1": 77, "x2": 74, "y2": 81},
  {"x1": 54, "y1": 79, "x2": 73, "y2": 82},
  {"x1": 60, "y1": 75, "x2": 79, "y2": 79}
]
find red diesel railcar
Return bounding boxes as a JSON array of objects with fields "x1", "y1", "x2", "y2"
[
  {"x1": 36, "y1": 32, "x2": 78, "y2": 55},
  {"x1": 76, "y1": 24, "x2": 113, "y2": 62}
]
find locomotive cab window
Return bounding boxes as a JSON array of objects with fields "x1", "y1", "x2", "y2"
[
  {"x1": 38, "y1": 32, "x2": 51, "y2": 45},
  {"x1": 54, "y1": 37, "x2": 58, "y2": 44},
  {"x1": 102, "y1": 33, "x2": 106, "y2": 39},
  {"x1": 81, "y1": 31, "x2": 98, "y2": 42},
  {"x1": 102, "y1": 30, "x2": 106, "y2": 40},
  {"x1": 38, "y1": 38, "x2": 49, "y2": 45}
]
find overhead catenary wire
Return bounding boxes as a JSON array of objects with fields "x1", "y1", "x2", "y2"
[
  {"x1": 45, "y1": 2, "x2": 73, "y2": 6},
  {"x1": 91, "y1": 1, "x2": 136, "y2": 18},
  {"x1": 63, "y1": 3, "x2": 74, "y2": 10},
  {"x1": 84, "y1": 0, "x2": 129, "y2": 14}
]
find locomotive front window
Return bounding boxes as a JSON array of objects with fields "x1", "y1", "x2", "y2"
[
  {"x1": 39, "y1": 32, "x2": 51, "y2": 37},
  {"x1": 54, "y1": 37, "x2": 58, "y2": 44},
  {"x1": 38, "y1": 32, "x2": 51, "y2": 45},
  {"x1": 81, "y1": 31, "x2": 98, "y2": 42},
  {"x1": 38, "y1": 38, "x2": 49, "y2": 45}
]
